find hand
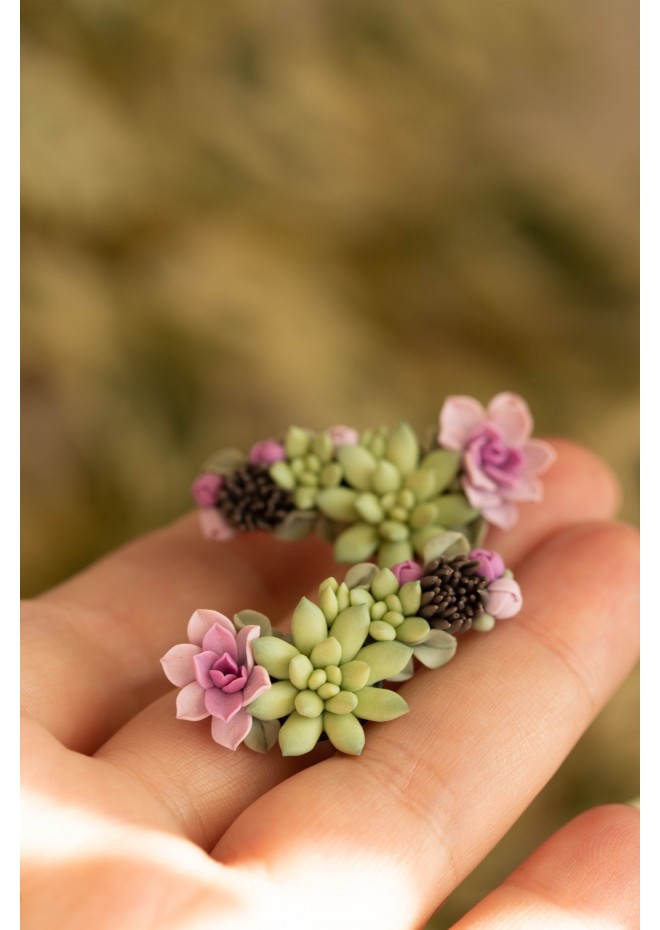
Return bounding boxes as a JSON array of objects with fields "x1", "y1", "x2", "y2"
[{"x1": 21, "y1": 439, "x2": 639, "y2": 929}]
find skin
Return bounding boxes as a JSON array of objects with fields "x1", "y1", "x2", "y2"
[{"x1": 21, "y1": 439, "x2": 639, "y2": 930}]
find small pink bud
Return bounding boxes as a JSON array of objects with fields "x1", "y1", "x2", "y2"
[
  {"x1": 192, "y1": 472, "x2": 223, "y2": 507},
  {"x1": 391, "y1": 560, "x2": 424, "y2": 584},
  {"x1": 249, "y1": 439, "x2": 286, "y2": 465}
]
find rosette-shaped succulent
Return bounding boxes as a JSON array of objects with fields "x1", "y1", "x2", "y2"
[
  {"x1": 247, "y1": 596, "x2": 412, "y2": 755},
  {"x1": 340, "y1": 562, "x2": 459, "y2": 677},
  {"x1": 438, "y1": 392, "x2": 556, "y2": 530},
  {"x1": 160, "y1": 609, "x2": 272, "y2": 751},
  {"x1": 315, "y1": 422, "x2": 480, "y2": 567},
  {"x1": 267, "y1": 425, "x2": 347, "y2": 511}
]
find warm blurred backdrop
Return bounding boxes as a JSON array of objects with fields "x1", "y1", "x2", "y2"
[{"x1": 21, "y1": 1, "x2": 639, "y2": 925}]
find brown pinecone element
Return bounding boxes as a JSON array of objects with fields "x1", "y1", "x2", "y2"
[
  {"x1": 218, "y1": 463, "x2": 295, "y2": 531},
  {"x1": 418, "y1": 556, "x2": 489, "y2": 634}
]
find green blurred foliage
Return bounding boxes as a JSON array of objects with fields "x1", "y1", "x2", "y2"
[{"x1": 21, "y1": 1, "x2": 638, "y2": 926}]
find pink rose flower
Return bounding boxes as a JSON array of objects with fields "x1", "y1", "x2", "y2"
[
  {"x1": 438, "y1": 392, "x2": 556, "y2": 530},
  {"x1": 391, "y1": 560, "x2": 424, "y2": 584},
  {"x1": 328, "y1": 425, "x2": 360, "y2": 447},
  {"x1": 249, "y1": 439, "x2": 286, "y2": 466},
  {"x1": 191, "y1": 472, "x2": 223, "y2": 508},
  {"x1": 468, "y1": 548, "x2": 505, "y2": 582},
  {"x1": 161, "y1": 609, "x2": 271, "y2": 750},
  {"x1": 486, "y1": 577, "x2": 523, "y2": 620}
]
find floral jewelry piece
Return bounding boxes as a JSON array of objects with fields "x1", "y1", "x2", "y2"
[
  {"x1": 161, "y1": 532, "x2": 522, "y2": 756},
  {"x1": 192, "y1": 392, "x2": 555, "y2": 567}
]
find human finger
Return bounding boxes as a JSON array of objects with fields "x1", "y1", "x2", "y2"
[
  {"x1": 451, "y1": 804, "x2": 639, "y2": 929},
  {"x1": 21, "y1": 524, "x2": 339, "y2": 752},
  {"x1": 210, "y1": 521, "x2": 639, "y2": 930}
]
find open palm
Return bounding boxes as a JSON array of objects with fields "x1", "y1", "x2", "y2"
[{"x1": 21, "y1": 440, "x2": 639, "y2": 929}]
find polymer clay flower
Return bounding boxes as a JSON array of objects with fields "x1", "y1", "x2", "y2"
[
  {"x1": 248, "y1": 596, "x2": 411, "y2": 756},
  {"x1": 438, "y1": 392, "x2": 556, "y2": 530},
  {"x1": 315, "y1": 422, "x2": 480, "y2": 567},
  {"x1": 160, "y1": 609, "x2": 271, "y2": 750},
  {"x1": 248, "y1": 439, "x2": 286, "y2": 465}
]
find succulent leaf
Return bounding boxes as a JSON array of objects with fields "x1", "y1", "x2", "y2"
[
  {"x1": 354, "y1": 492, "x2": 385, "y2": 524},
  {"x1": 201, "y1": 448, "x2": 246, "y2": 474},
  {"x1": 422, "y1": 531, "x2": 471, "y2": 564},
  {"x1": 233, "y1": 609, "x2": 273, "y2": 636},
  {"x1": 284, "y1": 426, "x2": 311, "y2": 458},
  {"x1": 309, "y1": 636, "x2": 342, "y2": 669},
  {"x1": 323, "y1": 711, "x2": 365, "y2": 755},
  {"x1": 398, "y1": 581, "x2": 422, "y2": 616},
  {"x1": 288, "y1": 653, "x2": 314, "y2": 690},
  {"x1": 420, "y1": 449, "x2": 462, "y2": 490},
  {"x1": 251, "y1": 637, "x2": 299, "y2": 679},
  {"x1": 334, "y1": 523, "x2": 379, "y2": 562},
  {"x1": 372, "y1": 460, "x2": 402, "y2": 494},
  {"x1": 385, "y1": 422, "x2": 419, "y2": 475},
  {"x1": 278, "y1": 712, "x2": 324, "y2": 756},
  {"x1": 434, "y1": 494, "x2": 480, "y2": 526},
  {"x1": 329, "y1": 603, "x2": 370, "y2": 662},
  {"x1": 273, "y1": 510, "x2": 318, "y2": 541},
  {"x1": 269, "y1": 460, "x2": 296, "y2": 490},
  {"x1": 355, "y1": 641, "x2": 413, "y2": 685},
  {"x1": 337, "y1": 444, "x2": 377, "y2": 490},
  {"x1": 247, "y1": 681, "x2": 297, "y2": 720},
  {"x1": 291, "y1": 597, "x2": 329, "y2": 656},
  {"x1": 377, "y1": 540, "x2": 414, "y2": 567},
  {"x1": 243, "y1": 718, "x2": 281, "y2": 753},
  {"x1": 412, "y1": 630, "x2": 458, "y2": 668},
  {"x1": 344, "y1": 562, "x2": 380, "y2": 589},
  {"x1": 316, "y1": 487, "x2": 359, "y2": 522},
  {"x1": 338, "y1": 659, "x2": 370, "y2": 693},
  {"x1": 354, "y1": 687, "x2": 409, "y2": 722},
  {"x1": 396, "y1": 616, "x2": 431, "y2": 645}
]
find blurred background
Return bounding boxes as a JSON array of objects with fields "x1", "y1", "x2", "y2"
[{"x1": 21, "y1": 0, "x2": 639, "y2": 925}]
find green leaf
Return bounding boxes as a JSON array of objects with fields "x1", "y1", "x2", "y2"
[
  {"x1": 422, "y1": 531, "x2": 471, "y2": 564},
  {"x1": 293, "y1": 486, "x2": 318, "y2": 510},
  {"x1": 354, "y1": 492, "x2": 385, "y2": 524},
  {"x1": 323, "y1": 712, "x2": 365, "y2": 755},
  {"x1": 354, "y1": 687, "x2": 409, "y2": 722},
  {"x1": 313, "y1": 431, "x2": 334, "y2": 463},
  {"x1": 330, "y1": 604, "x2": 370, "y2": 662},
  {"x1": 291, "y1": 597, "x2": 329, "y2": 656},
  {"x1": 316, "y1": 487, "x2": 359, "y2": 522},
  {"x1": 386, "y1": 657, "x2": 414, "y2": 682},
  {"x1": 251, "y1": 637, "x2": 299, "y2": 679},
  {"x1": 379, "y1": 520, "x2": 409, "y2": 542},
  {"x1": 472, "y1": 613, "x2": 496, "y2": 633},
  {"x1": 201, "y1": 447, "x2": 246, "y2": 474},
  {"x1": 273, "y1": 510, "x2": 318, "y2": 541},
  {"x1": 233, "y1": 609, "x2": 273, "y2": 637},
  {"x1": 344, "y1": 562, "x2": 379, "y2": 589},
  {"x1": 338, "y1": 660, "x2": 370, "y2": 693},
  {"x1": 385, "y1": 422, "x2": 419, "y2": 475},
  {"x1": 409, "y1": 501, "x2": 438, "y2": 529},
  {"x1": 247, "y1": 681, "x2": 297, "y2": 720},
  {"x1": 309, "y1": 636, "x2": 342, "y2": 669},
  {"x1": 337, "y1": 444, "x2": 377, "y2": 490},
  {"x1": 319, "y1": 585, "x2": 339, "y2": 622},
  {"x1": 434, "y1": 494, "x2": 480, "y2": 527},
  {"x1": 396, "y1": 616, "x2": 430, "y2": 645},
  {"x1": 278, "y1": 712, "x2": 324, "y2": 756},
  {"x1": 334, "y1": 524, "x2": 379, "y2": 563},
  {"x1": 288, "y1": 653, "x2": 314, "y2": 690},
  {"x1": 243, "y1": 718, "x2": 280, "y2": 753},
  {"x1": 377, "y1": 540, "x2": 413, "y2": 568},
  {"x1": 372, "y1": 460, "x2": 402, "y2": 494},
  {"x1": 370, "y1": 568, "x2": 399, "y2": 600},
  {"x1": 355, "y1": 641, "x2": 413, "y2": 685},
  {"x1": 404, "y1": 468, "x2": 439, "y2": 502},
  {"x1": 399, "y1": 581, "x2": 422, "y2": 616},
  {"x1": 420, "y1": 449, "x2": 462, "y2": 491},
  {"x1": 413, "y1": 630, "x2": 458, "y2": 669},
  {"x1": 412, "y1": 526, "x2": 454, "y2": 556},
  {"x1": 269, "y1": 460, "x2": 296, "y2": 490},
  {"x1": 324, "y1": 690, "x2": 358, "y2": 715},
  {"x1": 284, "y1": 426, "x2": 311, "y2": 458}
]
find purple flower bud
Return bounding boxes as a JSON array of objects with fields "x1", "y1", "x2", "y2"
[
  {"x1": 192, "y1": 472, "x2": 223, "y2": 507},
  {"x1": 328, "y1": 425, "x2": 360, "y2": 447},
  {"x1": 468, "y1": 548, "x2": 505, "y2": 582},
  {"x1": 391, "y1": 560, "x2": 424, "y2": 585},
  {"x1": 486, "y1": 577, "x2": 523, "y2": 620},
  {"x1": 248, "y1": 439, "x2": 286, "y2": 466}
]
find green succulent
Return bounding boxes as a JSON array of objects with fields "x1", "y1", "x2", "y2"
[
  {"x1": 248, "y1": 595, "x2": 412, "y2": 756},
  {"x1": 268, "y1": 426, "x2": 344, "y2": 511},
  {"x1": 315, "y1": 422, "x2": 480, "y2": 567}
]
